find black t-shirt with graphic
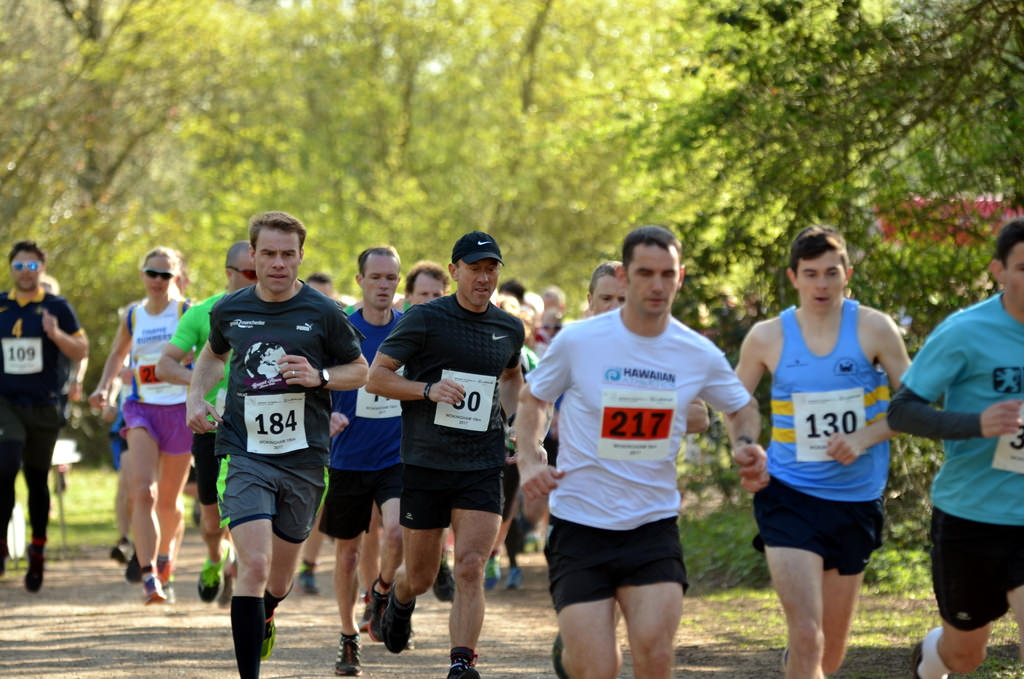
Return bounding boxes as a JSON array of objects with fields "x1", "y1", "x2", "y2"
[
  {"x1": 377, "y1": 294, "x2": 524, "y2": 471},
  {"x1": 208, "y1": 284, "x2": 364, "y2": 467}
]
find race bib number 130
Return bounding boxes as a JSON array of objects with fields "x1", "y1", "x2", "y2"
[
  {"x1": 792, "y1": 388, "x2": 865, "y2": 462},
  {"x1": 597, "y1": 389, "x2": 677, "y2": 461}
]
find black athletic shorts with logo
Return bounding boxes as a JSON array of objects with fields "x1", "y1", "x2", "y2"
[
  {"x1": 321, "y1": 463, "x2": 403, "y2": 540},
  {"x1": 545, "y1": 515, "x2": 687, "y2": 612},
  {"x1": 931, "y1": 507, "x2": 1024, "y2": 631},
  {"x1": 753, "y1": 477, "x2": 882, "y2": 576},
  {"x1": 399, "y1": 463, "x2": 503, "y2": 530}
]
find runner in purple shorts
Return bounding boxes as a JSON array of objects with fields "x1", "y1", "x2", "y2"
[{"x1": 90, "y1": 247, "x2": 192, "y2": 604}]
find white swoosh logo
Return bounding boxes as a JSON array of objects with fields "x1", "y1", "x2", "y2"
[
  {"x1": 477, "y1": 240, "x2": 491, "y2": 246},
  {"x1": 492, "y1": 334, "x2": 507, "y2": 341}
]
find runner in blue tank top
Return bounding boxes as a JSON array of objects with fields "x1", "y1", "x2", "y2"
[
  {"x1": 888, "y1": 218, "x2": 1024, "y2": 679},
  {"x1": 735, "y1": 226, "x2": 910, "y2": 679}
]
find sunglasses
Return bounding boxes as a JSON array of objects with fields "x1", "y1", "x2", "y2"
[
  {"x1": 142, "y1": 268, "x2": 174, "y2": 280},
  {"x1": 12, "y1": 261, "x2": 40, "y2": 271},
  {"x1": 227, "y1": 265, "x2": 257, "y2": 281}
]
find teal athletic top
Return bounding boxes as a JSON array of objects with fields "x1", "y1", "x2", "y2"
[
  {"x1": 767, "y1": 299, "x2": 891, "y2": 501},
  {"x1": 902, "y1": 293, "x2": 1024, "y2": 525}
]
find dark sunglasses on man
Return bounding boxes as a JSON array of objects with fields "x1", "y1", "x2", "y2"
[
  {"x1": 226, "y1": 265, "x2": 257, "y2": 281},
  {"x1": 142, "y1": 268, "x2": 174, "y2": 280}
]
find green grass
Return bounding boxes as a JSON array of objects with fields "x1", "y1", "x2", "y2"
[{"x1": 12, "y1": 466, "x2": 120, "y2": 557}]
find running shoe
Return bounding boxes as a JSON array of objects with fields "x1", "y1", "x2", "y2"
[
  {"x1": 909, "y1": 641, "x2": 923, "y2": 679},
  {"x1": 503, "y1": 566, "x2": 522, "y2": 590},
  {"x1": 483, "y1": 555, "x2": 501, "y2": 591},
  {"x1": 380, "y1": 590, "x2": 414, "y2": 654},
  {"x1": 522, "y1": 530, "x2": 540, "y2": 553},
  {"x1": 25, "y1": 543, "x2": 44, "y2": 592},
  {"x1": 433, "y1": 559, "x2": 455, "y2": 602},
  {"x1": 334, "y1": 633, "x2": 361, "y2": 676},
  {"x1": 367, "y1": 581, "x2": 389, "y2": 642},
  {"x1": 124, "y1": 552, "x2": 142, "y2": 583},
  {"x1": 552, "y1": 632, "x2": 570, "y2": 679},
  {"x1": 261, "y1": 617, "x2": 276, "y2": 660},
  {"x1": 142, "y1": 576, "x2": 167, "y2": 605},
  {"x1": 110, "y1": 538, "x2": 131, "y2": 564},
  {"x1": 197, "y1": 557, "x2": 223, "y2": 602},
  {"x1": 298, "y1": 563, "x2": 320, "y2": 594},
  {"x1": 218, "y1": 553, "x2": 236, "y2": 608},
  {"x1": 358, "y1": 590, "x2": 372, "y2": 632},
  {"x1": 446, "y1": 660, "x2": 481, "y2": 679}
]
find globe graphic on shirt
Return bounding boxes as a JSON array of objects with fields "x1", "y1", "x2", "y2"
[{"x1": 243, "y1": 341, "x2": 286, "y2": 382}]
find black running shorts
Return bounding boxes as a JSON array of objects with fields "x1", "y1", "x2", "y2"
[
  {"x1": 931, "y1": 507, "x2": 1024, "y2": 630},
  {"x1": 545, "y1": 515, "x2": 687, "y2": 612},
  {"x1": 321, "y1": 464, "x2": 403, "y2": 540},
  {"x1": 399, "y1": 464, "x2": 503, "y2": 530},
  {"x1": 191, "y1": 432, "x2": 219, "y2": 506}
]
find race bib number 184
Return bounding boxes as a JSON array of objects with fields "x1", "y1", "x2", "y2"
[
  {"x1": 597, "y1": 389, "x2": 677, "y2": 461},
  {"x1": 244, "y1": 392, "x2": 308, "y2": 455}
]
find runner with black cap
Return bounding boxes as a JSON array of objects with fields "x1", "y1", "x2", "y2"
[{"x1": 366, "y1": 230, "x2": 524, "y2": 679}]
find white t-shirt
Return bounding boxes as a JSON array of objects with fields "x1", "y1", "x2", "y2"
[{"x1": 527, "y1": 310, "x2": 750, "y2": 530}]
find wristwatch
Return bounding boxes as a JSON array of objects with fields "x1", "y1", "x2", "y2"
[{"x1": 319, "y1": 368, "x2": 330, "y2": 387}]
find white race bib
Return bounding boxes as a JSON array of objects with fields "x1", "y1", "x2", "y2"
[
  {"x1": 2, "y1": 337, "x2": 42, "y2": 375},
  {"x1": 992, "y1": 404, "x2": 1024, "y2": 474},
  {"x1": 244, "y1": 392, "x2": 308, "y2": 455},
  {"x1": 356, "y1": 386, "x2": 402, "y2": 419},
  {"x1": 597, "y1": 389, "x2": 677, "y2": 461},
  {"x1": 433, "y1": 369, "x2": 496, "y2": 432},
  {"x1": 135, "y1": 351, "x2": 180, "y2": 400},
  {"x1": 792, "y1": 387, "x2": 866, "y2": 462}
]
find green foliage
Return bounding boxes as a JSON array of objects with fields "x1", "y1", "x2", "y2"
[
  {"x1": 679, "y1": 501, "x2": 771, "y2": 590},
  {"x1": 863, "y1": 544, "x2": 931, "y2": 595}
]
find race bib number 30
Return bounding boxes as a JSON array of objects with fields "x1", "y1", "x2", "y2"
[
  {"x1": 598, "y1": 389, "x2": 677, "y2": 461},
  {"x1": 244, "y1": 392, "x2": 308, "y2": 455},
  {"x1": 992, "y1": 403, "x2": 1024, "y2": 474},
  {"x1": 433, "y1": 370, "x2": 496, "y2": 432},
  {"x1": 792, "y1": 387, "x2": 865, "y2": 462},
  {"x1": 2, "y1": 337, "x2": 42, "y2": 374}
]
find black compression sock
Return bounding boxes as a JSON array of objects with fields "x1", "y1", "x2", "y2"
[{"x1": 231, "y1": 596, "x2": 265, "y2": 679}]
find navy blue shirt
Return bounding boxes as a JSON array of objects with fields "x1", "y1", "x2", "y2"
[{"x1": 0, "y1": 289, "x2": 82, "y2": 405}]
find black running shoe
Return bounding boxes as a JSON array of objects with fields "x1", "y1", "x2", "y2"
[
  {"x1": 125, "y1": 552, "x2": 142, "y2": 583},
  {"x1": 446, "y1": 661, "x2": 480, "y2": 679},
  {"x1": 432, "y1": 559, "x2": 455, "y2": 602},
  {"x1": 25, "y1": 544, "x2": 44, "y2": 592},
  {"x1": 367, "y1": 581, "x2": 389, "y2": 642},
  {"x1": 110, "y1": 538, "x2": 131, "y2": 564},
  {"x1": 380, "y1": 590, "x2": 414, "y2": 654},
  {"x1": 334, "y1": 633, "x2": 361, "y2": 676}
]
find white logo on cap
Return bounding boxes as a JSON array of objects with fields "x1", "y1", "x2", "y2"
[{"x1": 477, "y1": 240, "x2": 491, "y2": 246}]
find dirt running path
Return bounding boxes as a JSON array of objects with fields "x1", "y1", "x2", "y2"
[{"x1": 0, "y1": 533, "x2": 937, "y2": 678}]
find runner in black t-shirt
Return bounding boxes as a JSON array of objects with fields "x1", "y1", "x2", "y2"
[
  {"x1": 186, "y1": 212, "x2": 367, "y2": 679},
  {"x1": 366, "y1": 231, "x2": 524, "y2": 679}
]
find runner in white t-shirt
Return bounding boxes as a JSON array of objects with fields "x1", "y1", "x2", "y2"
[{"x1": 516, "y1": 225, "x2": 768, "y2": 679}]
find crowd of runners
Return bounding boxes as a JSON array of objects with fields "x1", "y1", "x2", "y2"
[{"x1": 1, "y1": 213, "x2": 1023, "y2": 679}]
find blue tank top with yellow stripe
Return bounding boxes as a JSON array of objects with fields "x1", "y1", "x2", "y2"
[{"x1": 768, "y1": 299, "x2": 890, "y2": 501}]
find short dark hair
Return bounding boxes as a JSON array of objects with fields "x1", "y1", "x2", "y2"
[
  {"x1": 225, "y1": 241, "x2": 250, "y2": 267},
  {"x1": 995, "y1": 218, "x2": 1024, "y2": 264},
  {"x1": 357, "y1": 246, "x2": 400, "y2": 275},
  {"x1": 788, "y1": 225, "x2": 849, "y2": 272},
  {"x1": 498, "y1": 278, "x2": 526, "y2": 303},
  {"x1": 9, "y1": 240, "x2": 46, "y2": 264},
  {"x1": 588, "y1": 260, "x2": 621, "y2": 296},
  {"x1": 622, "y1": 225, "x2": 680, "y2": 269},
  {"x1": 405, "y1": 260, "x2": 449, "y2": 295},
  {"x1": 249, "y1": 211, "x2": 306, "y2": 249},
  {"x1": 307, "y1": 272, "x2": 333, "y2": 286}
]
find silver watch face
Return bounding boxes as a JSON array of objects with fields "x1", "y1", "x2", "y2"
[{"x1": 321, "y1": 368, "x2": 329, "y2": 384}]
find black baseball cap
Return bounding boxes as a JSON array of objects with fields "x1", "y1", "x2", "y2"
[{"x1": 451, "y1": 231, "x2": 503, "y2": 264}]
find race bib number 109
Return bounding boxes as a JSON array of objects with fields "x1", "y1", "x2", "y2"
[{"x1": 597, "y1": 389, "x2": 677, "y2": 461}]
